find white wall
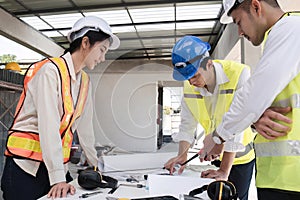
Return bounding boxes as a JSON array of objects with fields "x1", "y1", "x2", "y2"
[{"x1": 87, "y1": 61, "x2": 174, "y2": 152}]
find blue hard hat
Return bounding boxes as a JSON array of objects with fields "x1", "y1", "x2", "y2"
[{"x1": 172, "y1": 36, "x2": 211, "y2": 81}]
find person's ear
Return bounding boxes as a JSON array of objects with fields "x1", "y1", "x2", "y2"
[
  {"x1": 207, "y1": 59, "x2": 213, "y2": 69},
  {"x1": 252, "y1": 0, "x2": 261, "y2": 15},
  {"x1": 81, "y1": 36, "x2": 90, "y2": 49}
]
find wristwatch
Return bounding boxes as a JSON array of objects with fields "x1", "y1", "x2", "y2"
[{"x1": 212, "y1": 130, "x2": 225, "y2": 144}]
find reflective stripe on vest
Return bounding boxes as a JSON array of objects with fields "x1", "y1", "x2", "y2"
[
  {"x1": 184, "y1": 60, "x2": 255, "y2": 165},
  {"x1": 255, "y1": 12, "x2": 300, "y2": 192},
  {"x1": 5, "y1": 57, "x2": 89, "y2": 163},
  {"x1": 255, "y1": 140, "x2": 300, "y2": 157}
]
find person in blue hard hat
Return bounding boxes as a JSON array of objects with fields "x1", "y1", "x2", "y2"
[{"x1": 164, "y1": 35, "x2": 256, "y2": 200}]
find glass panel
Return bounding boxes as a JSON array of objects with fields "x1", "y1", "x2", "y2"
[
  {"x1": 41, "y1": 13, "x2": 83, "y2": 29},
  {"x1": 176, "y1": 4, "x2": 222, "y2": 20},
  {"x1": 20, "y1": 16, "x2": 52, "y2": 30},
  {"x1": 176, "y1": 21, "x2": 215, "y2": 29},
  {"x1": 84, "y1": 10, "x2": 132, "y2": 24},
  {"x1": 42, "y1": 31, "x2": 62, "y2": 37},
  {"x1": 129, "y1": 7, "x2": 174, "y2": 23},
  {"x1": 136, "y1": 23, "x2": 174, "y2": 32},
  {"x1": 112, "y1": 26, "x2": 136, "y2": 33}
]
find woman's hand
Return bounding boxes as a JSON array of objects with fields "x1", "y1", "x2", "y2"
[{"x1": 47, "y1": 182, "x2": 75, "y2": 199}]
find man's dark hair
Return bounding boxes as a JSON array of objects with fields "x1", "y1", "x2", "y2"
[{"x1": 230, "y1": 0, "x2": 280, "y2": 15}]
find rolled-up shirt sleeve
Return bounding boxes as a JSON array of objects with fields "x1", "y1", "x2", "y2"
[{"x1": 172, "y1": 99, "x2": 198, "y2": 145}]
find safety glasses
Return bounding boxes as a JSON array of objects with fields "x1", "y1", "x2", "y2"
[{"x1": 174, "y1": 53, "x2": 206, "y2": 69}]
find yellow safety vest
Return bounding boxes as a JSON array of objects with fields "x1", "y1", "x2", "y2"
[
  {"x1": 5, "y1": 57, "x2": 89, "y2": 163},
  {"x1": 255, "y1": 12, "x2": 300, "y2": 192},
  {"x1": 184, "y1": 60, "x2": 255, "y2": 165}
]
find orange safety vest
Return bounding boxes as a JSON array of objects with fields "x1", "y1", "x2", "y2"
[{"x1": 5, "y1": 57, "x2": 89, "y2": 163}]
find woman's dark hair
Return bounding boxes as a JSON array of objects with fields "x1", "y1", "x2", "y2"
[{"x1": 64, "y1": 30, "x2": 110, "y2": 54}]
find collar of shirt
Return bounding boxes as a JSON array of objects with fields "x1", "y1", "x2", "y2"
[
  {"x1": 62, "y1": 52, "x2": 80, "y2": 82},
  {"x1": 195, "y1": 61, "x2": 229, "y2": 96}
]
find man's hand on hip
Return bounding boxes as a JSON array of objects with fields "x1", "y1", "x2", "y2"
[{"x1": 254, "y1": 106, "x2": 292, "y2": 140}]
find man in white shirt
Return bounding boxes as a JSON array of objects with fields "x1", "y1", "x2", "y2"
[
  {"x1": 201, "y1": 0, "x2": 300, "y2": 199},
  {"x1": 164, "y1": 35, "x2": 256, "y2": 200}
]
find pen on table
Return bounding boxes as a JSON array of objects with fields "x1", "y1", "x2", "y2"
[
  {"x1": 79, "y1": 191, "x2": 102, "y2": 198},
  {"x1": 119, "y1": 183, "x2": 145, "y2": 188},
  {"x1": 106, "y1": 197, "x2": 130, "y2": 200},
  {"x1": 108, "y1": 186, "x2": 119, "y2": 194},
  {"x1": 126, "y1": 176, "x2": 139, "y2": 183}
]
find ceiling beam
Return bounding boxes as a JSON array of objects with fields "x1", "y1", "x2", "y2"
[
  {"x1": 0, "y1": 7, "x2": 64, "y2": 57},
  {"x1": 39, "y1": 17, "x2": 219, "y2": 33},
  {"x1": 56, "y1": 32, "x2": 218, "y2": 46},
  {"x1": 13, "y1": 0, "x2": 221, "y2": 16}
]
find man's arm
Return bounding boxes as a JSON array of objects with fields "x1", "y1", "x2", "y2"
[
  {"x1": 164, "y1": 99, "x2": 198, "y2": 174},
  {"x1": 164, "y1": 140, "x2": 190, "y2": 174},
  {"x1": 203, "y1": 107, "x2": 292, "y2": 159}
]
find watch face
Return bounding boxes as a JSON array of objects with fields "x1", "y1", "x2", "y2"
[{"x1": 213, "y1": 136, "x2": 221, "y2": 144}]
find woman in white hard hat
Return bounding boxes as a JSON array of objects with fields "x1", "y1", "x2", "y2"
[{"x1": 1, "y1": 16, "x2": 120, "y2": 199}]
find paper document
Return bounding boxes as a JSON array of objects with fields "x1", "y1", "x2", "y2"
[
  {"x1": 100, "y1": 152, "x2": 177, "y2": 172},
  {"x1": 148, "y1": 174, "x2": 213, "y2": 199}
]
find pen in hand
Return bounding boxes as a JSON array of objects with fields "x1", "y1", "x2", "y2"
[
  {"x1": 180, "y1": 151, "x2": 201, "y2": 166},
  {"x1": 163, "y1": 150, "x2": 202, "y2": 170}
]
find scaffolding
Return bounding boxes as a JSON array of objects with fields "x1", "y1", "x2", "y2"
[{"x1": 0, "y1": 71, "x2": 23, "y2": 176}]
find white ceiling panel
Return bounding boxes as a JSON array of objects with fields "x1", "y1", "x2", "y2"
[
  {"x1": 1, "y1": 0, "x2": 225, "y2": 60},
  {"x1": 129, "y1": 7, "x2": 174, "y2": 23}
]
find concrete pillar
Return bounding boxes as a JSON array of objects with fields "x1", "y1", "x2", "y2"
[
  {"x1": 241, "y1": 38, "x2": 262, "y2": 72},
  {"x1": 0, "y1": 7, "x2": 64, "y2": 57},
  {"x1": 211, "y1": 23, "x2": 239, "y2": 59}
]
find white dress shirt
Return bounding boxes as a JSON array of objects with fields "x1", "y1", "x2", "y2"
[
  {"x1": 173, "y1": 61, "x2": 250, "y2": 152},
  {"x1": 13, "y1": 53, "x2": 98, "y2": 185},
  {"x1": 217, "y1": 15, "x2": 300, "y2": 151}
]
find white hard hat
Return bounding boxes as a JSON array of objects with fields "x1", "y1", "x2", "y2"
[
  {"x1": 67, "y1": 16, "x2": 120, "y2": 50},
  {"x1": 220, "y1": 0, "x2": 245, "y2": 24}
]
